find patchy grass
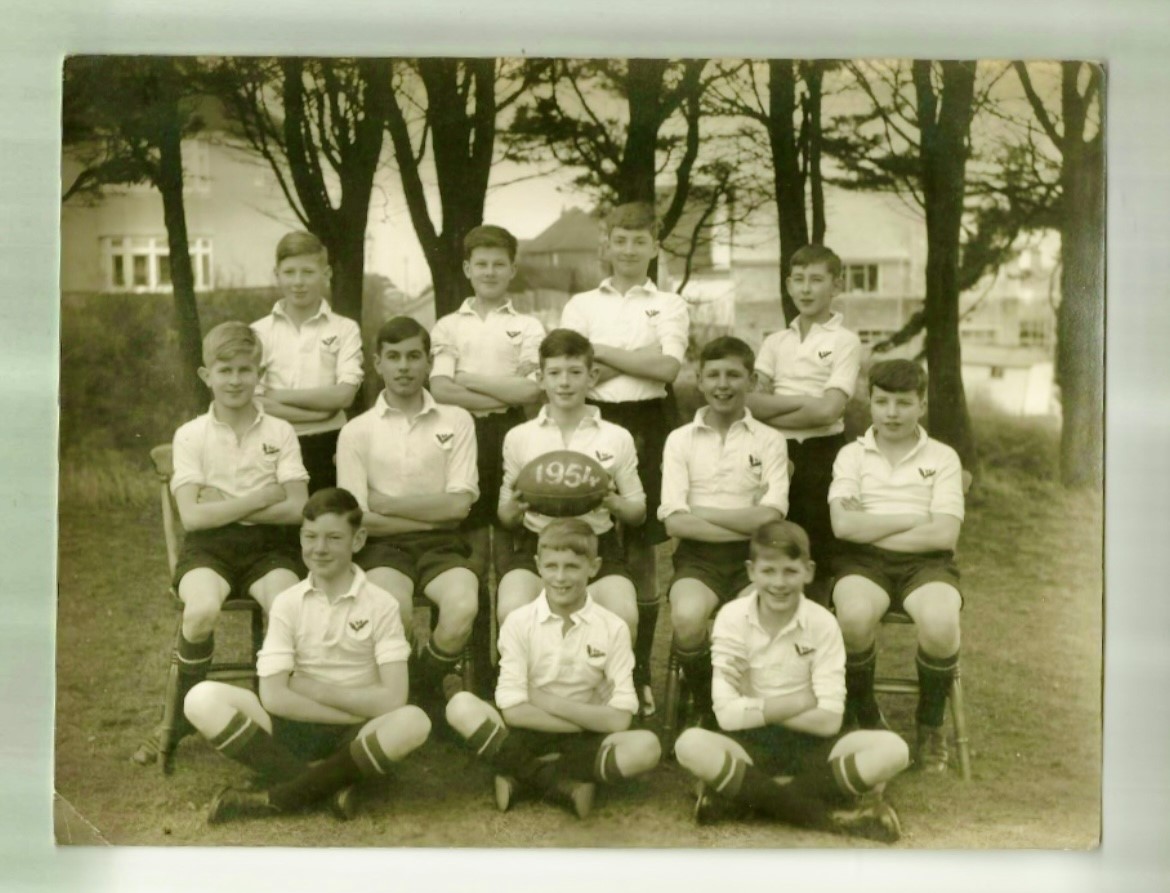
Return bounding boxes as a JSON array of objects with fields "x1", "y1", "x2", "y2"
[{"x1": 55, "y1": 425, "x2": 1102, "y2": 849}]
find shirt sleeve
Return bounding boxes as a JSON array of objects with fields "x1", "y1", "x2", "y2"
[
  {"x1": 558, "y1": 294, "x2": 589, "y2": 337},
  {"x1": 809, "y1": 613, "x2": 847, "y2": 715},
  {"x1": 657, "y1": 428, "x2": 690, "y2": 521},
  {"x1": 493, "y1": 612, "x2": 530, "y2": 710},
  {"x1": 251, "y1": 318, "x2": 274, "y2": 396},
  {"x1": 518, "y1": 316, "x2": 546, "y2": 372},
  {"x1": 444, "y1": 410, "x2": 479, "y2": 499},
  {"x1": 334, "y1": 319, "x2": 365, "y2": 388},
  {"x1": 611, "y1": 428, "x2": 645, "y2": 505},
  {"x1": 371, "y1": 590, "x2": 411, "y2": 666},
  {"x1": 652, "y1": 294, "x2": 690, "y2": 361},
  {"x1": 756, "y1": 428, "x2": 790, "y2": 517},
  {"x1": 429, "y1": 315, "x2": 458, "y2": 380},
  {"x1": 335, "y1": 420, "x2": 370, "y2": 511},
  {"x1": 827, "y1": 442, "x2": 862, "y2": 503},
  {"x1": 498, "y1": 428, "x2": 523, "y2": 516},
  {"x1": 929, "y1": 444, "x2": 967, "y2": 521},
  {"x1": 169, "y1": 422, "x2": 205, "y2": 493},
  {"x1": 823, "y1": 331, "x2": 861, "y2": 398},
  {"x1": 603, "y1": 620, "x2": 639, "y2": 714},
  {"x1": 711, "y1": 604, "x2": 767, "y2": 732},
  {"x1": 754, "y1": 333, "x2": 780, "y2": 384},
  {"x1": 256, "y1": 592, "x2": 298, "y2": 677},
  {"x1": 275, "y1": 422, "x2": 310, "y2": 484}
]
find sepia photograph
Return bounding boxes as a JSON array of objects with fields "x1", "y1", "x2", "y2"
[{"x1": 54, "y1": 53, "x2": 1103, "y2": 851}]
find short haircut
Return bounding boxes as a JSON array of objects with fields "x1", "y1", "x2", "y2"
[
  {"x1": 537, "y1": 517, "x2": 599, "y2": 560},
  {"x1": 463, "y1": 224, "x2": 519, "y2": 261},
  {"x1": 275, "y1": 230, "x2": 328, "y2": 265},
  {"x1": 539, "y1": 328, "x2": 594, "y2": 367},
  {"x1": 202, "y1": 321, "x2": 261, "y2": 367},
  {"x1": 869, "y1": 358, "x2": 927, "y2": 399},
  {"x1": 375, "y1": 315, "x2": 431, "y2": 355},
  {"x1": 605, "y1": 202, "x2": 658, "y2": 238},
  {"x1": 302, "y1": 487, "x2": 363, "y2": 530},
  {"x1": 749, "y1": 519, "x2": 812, "y2": 563},
  {"x1": 699, "y1": 335, "x2": 755, "y2": 374},
  {"x1": 789, "y1": 244, "x2": 842, "y2": 278}
]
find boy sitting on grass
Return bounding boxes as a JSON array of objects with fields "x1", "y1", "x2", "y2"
[
  {"x1": 133, "y1": 321, "x2": 309, "y2": 768},
  {"x1": 675, "y1": 521, "x2": 909, "y2": 842},
  {"x1": 185, "y1": 487, "x2": 430, "y2": 824},
  {"x1": 445, "y1": 518, "x2": 662, "y2": 818},
  {"x1": 829, "y1": 359, "x2": 966, "y2": 773}
]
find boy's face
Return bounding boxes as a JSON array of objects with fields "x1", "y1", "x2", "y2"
[
  {"x1": 605, "y1": 226, "x2": 658, "y2": 281},
  {"x1": 463, "y1": 246, "x2": 516, "y2": 303},
  {"x1": 536, "y1": 546, "x2": 601, "y2": 613},
  {"x1": 199, "y1": 353, "x2": 260, "y2": 411},
  {"x1": 374, "y1": 336, "x2": 431, "y2": 399},
  {"x1": 786, "y1": 262, "x2": 839, "y2": 323},
  {"x1": 870, "y1": 385, "x2": 926, "y2": 444},
  {"x1": 698, "y1": 356, "x2": 753, "y2": 416},
  {"x1": 300, "y1": 512, "x2": 365, "y2": 583},
  {"x1": 538, "y1": 355, "x2": 597, "y2": 411},
  {"x1": 747, "y1": 552, "x2": 814, "y2": 618},
  {"x1": 275, "y1": 252, "x2": 329, "y2": 312}
]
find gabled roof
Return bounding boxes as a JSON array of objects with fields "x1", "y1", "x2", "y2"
[{"x1": 521, "y1": 207, "x2": 600, "y2": 255}]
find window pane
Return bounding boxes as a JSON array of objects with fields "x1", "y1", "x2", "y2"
[
  {"x1": 158, "y1": 254, "x2": 171, "y2": 286},
  {"x1": 132, "y1": 254, "x2": 149, "y2": 287},
  {"x1": 200, "y1": 254, "x2": 211, "y2": 289},
  {"x1": 112, "y1": 255, "x2": 125, "y2": 287}
]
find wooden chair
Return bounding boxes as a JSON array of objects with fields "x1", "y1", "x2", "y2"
[{"x1": 148, "y1": 444, "x2": 264, "y2": 775}]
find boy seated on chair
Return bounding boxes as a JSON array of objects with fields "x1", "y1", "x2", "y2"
[
  {"x1": 445, "y1": 518, "x2": 662, "y2": 818},
  {"x1": 496, "y1": 329, "x2": 645, "y2": 649},
  {"x1": 659, "y1": 336, "x2": 790, "y2": 728},
  {"x1": 185, "y1": 487, "x2": 431, "y2": 824},
  {"x1": 336, "y1": 316, "x2": 480, "y2": 715},
  {"x1": 133, "y1": 321, "x2": 309, "y2": 766},
  {"x1": 829, "y1": 359, "x2": 965, "y2": 773},
  {"x1": 675, "y1": 521, "x2": 909, "y2": 842}
]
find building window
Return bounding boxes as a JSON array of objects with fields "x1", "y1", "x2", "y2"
[
  {"x1": 1019, "y1": 319, "x2": 1051, "y2": 347},
  {"x1": 843, "y1": 263, "x2": 879, "y2": 294},
  {"x1": 100, "y1": 236, "x2": 213, "y2": 292},
  {"x1": 989, "y1": 366, "x2": 1005, "y2": 379},
  {"x1": 961, "y1": 326, "x2": 997, "y2": 345}
]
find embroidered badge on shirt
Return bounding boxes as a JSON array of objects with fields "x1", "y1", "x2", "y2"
[
  {"x1": 918, "y1": 467, "x2": 936, "y2": 480},
  {"x1": 435, "y1": 432, "x2": 454, "y2": 446},
  {"x1": 506, "y1": 329, "x2": 521, "y2": 339},
  {"x1": 595, "y1": 450, "x2": 613, "y2": 463},
  {"x1": 818, "y1": 350, "x2": 832, "y2": 360},
  {"x1": 586, "y1": 644, "x2": 606, "y2": 659},
  {"x1": 349, "y1": 619, "x2": 369, "y2": 633},
  {"x1": 644, "y1": 309, "x2": 660, "y2": 319},
  {"x1": 748, "y1": 454, "x2": 762, "y2": 469},
  {"x1": 322, "y1": 335, "x2": 338, "y2": 348},
  {"x1": 795, "y1": 642, "x2": 815, "y2": 656},
  {"x1": 262, "y1": 443, "x2": 280, "y2": 456}
]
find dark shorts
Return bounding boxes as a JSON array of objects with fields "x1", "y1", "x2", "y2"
[
  {"x1": 833, "y1": 544, "x2": 962, "y2": 613},
  {"x1": 729, "y1": 724, "x2": 841, "y2": 780},
  {"x1": 669, "y1": 539, "x2": 751, "y2": 603},
  {"x1": 299, "y1": 429, "x2": 340, "y2": 493},
  {"x1": 590, "y1": 397, "x2": 675, "y2": 546},
  {"x1": 271, "y1": 716, "x2": 363, "y2": 763},
  {"x1": 786, "y1": 433, "x2": 845, "y2": 568},
  {"x1": 466, "y1": 407, "x2": 527, "y2": 528},
  {"x1": 174, "y1": 524, "x2": 302, "y2": 594},
  {"x1": 355, "y1": 529, "x2": 476, "y2": 592},
  {"x1": 500, "y1": 526, "x2": 633, "y2": 584}
]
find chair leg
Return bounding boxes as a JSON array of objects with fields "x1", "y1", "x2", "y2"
[
  {"x1": 949, "y1": 671, "x2": 972, "y2": 782},
  {"x1": 157, "y1": 621, "x2": 184, "y2": 775},
  {"x1": 249, "y1": 606, "x2": 265, "y2": 694},
  {"x1": 662, "y1": 648, "x2": 683, "y2": 757},
  {"x1": 462, "y1": 644, "x2": 475, "y2": 693}
]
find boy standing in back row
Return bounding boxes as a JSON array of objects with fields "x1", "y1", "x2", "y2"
[
  {"x1": 560, "y1": 202, "x2": 691, "y2": 716},
  {"x1": 748, "y1": 245, "x2": 861, "y2": 606}
]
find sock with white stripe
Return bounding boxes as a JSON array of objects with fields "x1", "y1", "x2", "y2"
[
  {"x1": 208, "y1": 710, "x2": 305, "y2": 782},
  {"x1": 916, "y1": 648, "x2": 959, "y2": 728},
  {"x1": 266, "y1": 729, "x2": 394, "y2": 813},
  {"x1": 464, "y1": 718, "x2": 510, "y2": 762},
  {"x1": 714, "y1": 751, "x2": 831, "y2": 828},
  {"x1": 173, "y1": 633, "x2": 214, "y2": 737}
]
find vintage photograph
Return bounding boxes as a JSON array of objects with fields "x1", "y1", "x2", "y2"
[{"x1": 55, "y1": 56, "x2": 1103, "y2": 848}]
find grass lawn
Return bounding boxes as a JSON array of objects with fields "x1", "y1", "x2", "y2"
[{"x1": 55, "y1": 464, "x2": 1102, "y2": 849}]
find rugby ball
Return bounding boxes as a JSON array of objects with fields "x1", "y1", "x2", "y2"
[{"x1": 515, "y1": 449, "x2": 610, "y2": 517}]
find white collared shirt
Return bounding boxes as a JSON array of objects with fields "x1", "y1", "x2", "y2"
[
  {"x1": 171, "y1": 403, "x2": 309, "y2": 505},
  {"x1": 500, "y1": 405, "x2": 644, "y2": 534},
  {"x1": 495, "y1": 592, "x2": 638, "y2": 715},
  {"x1": 755, "y1": 312, "x2": 861, "y2": 441},
  {"x1": 251, "y1": 299, "x2": 364, "y2": 436},
  {"x1": 711, "y1": 593, "x2": 846, "y2": 731},
  {"x1": 559, "y1": 278, "x2": 690, "y2": 402},
  {"x1": 430, "y1": 297, "x2": 546, "y2": 382},
  {"x1": 256, "y1": 566, "x2": 410, "y2": 686},
  {"x1": 828, "y1": 426, "x2": 965, "y2": 521},
  {"x1": 336, "y1": 389, "x2": 478, "y2": 512},
  {"x1": 658, "y1": 407, "x2": 790, "y2": 527}
]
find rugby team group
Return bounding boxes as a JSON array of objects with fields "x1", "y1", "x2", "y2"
[{"x1": 129, "y1": 202, "x2": 967, "y2": 845}]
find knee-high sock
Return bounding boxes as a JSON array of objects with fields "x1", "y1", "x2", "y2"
[
  {"x1": 208, "y1": 710, "x2": 305, "y2": 782},
  {"x1": 267, "y1": 729, "x2": 396, "y2": 812},
  {"x1": 416, "y1": 640, "x2": 462, "y2": 700},
  {"x1": 556, "y1": 737, "x2": 622, "y2": 784},
  {"x1": 174, "y1": 633, "x2": 214, "y2": 734},
  {"x1": 633, "y1": 599, "x2": 660, "y2": 686},
  {"x1": 712, "y1": 751, "x2": 830, "y2": 829},
  {"x1": 844, "y1": 644, "x2": 880, "y2": 724},
  {"x1": 675, "y1": 641, "x2": 714, "y2": 717},
  {"x1": 916, "y1": 648, "x2": 958, "y2": 728}
]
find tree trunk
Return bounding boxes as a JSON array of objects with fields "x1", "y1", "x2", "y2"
[
  {"x1": 769, "y1": 59, "x2": 808, "y2": 325},
  {"x1": 619, "y1": 59, "x2": 667, "y2": 205},
  {"x1": 328, "y1": 227, "x2": 367, "y2": 323},
  {"x1": 156, "y1": 100, "x2": 204, "y2": 413},
  {"x1": 1058, "y1": 63, "x2": 1105, "y2": 488},
  {"x1": 914, "y1": 60, "x2": 977, "y2": 469},
  {"x1": 804, "y1": 61, "x2": 827, "y2": 244}
]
